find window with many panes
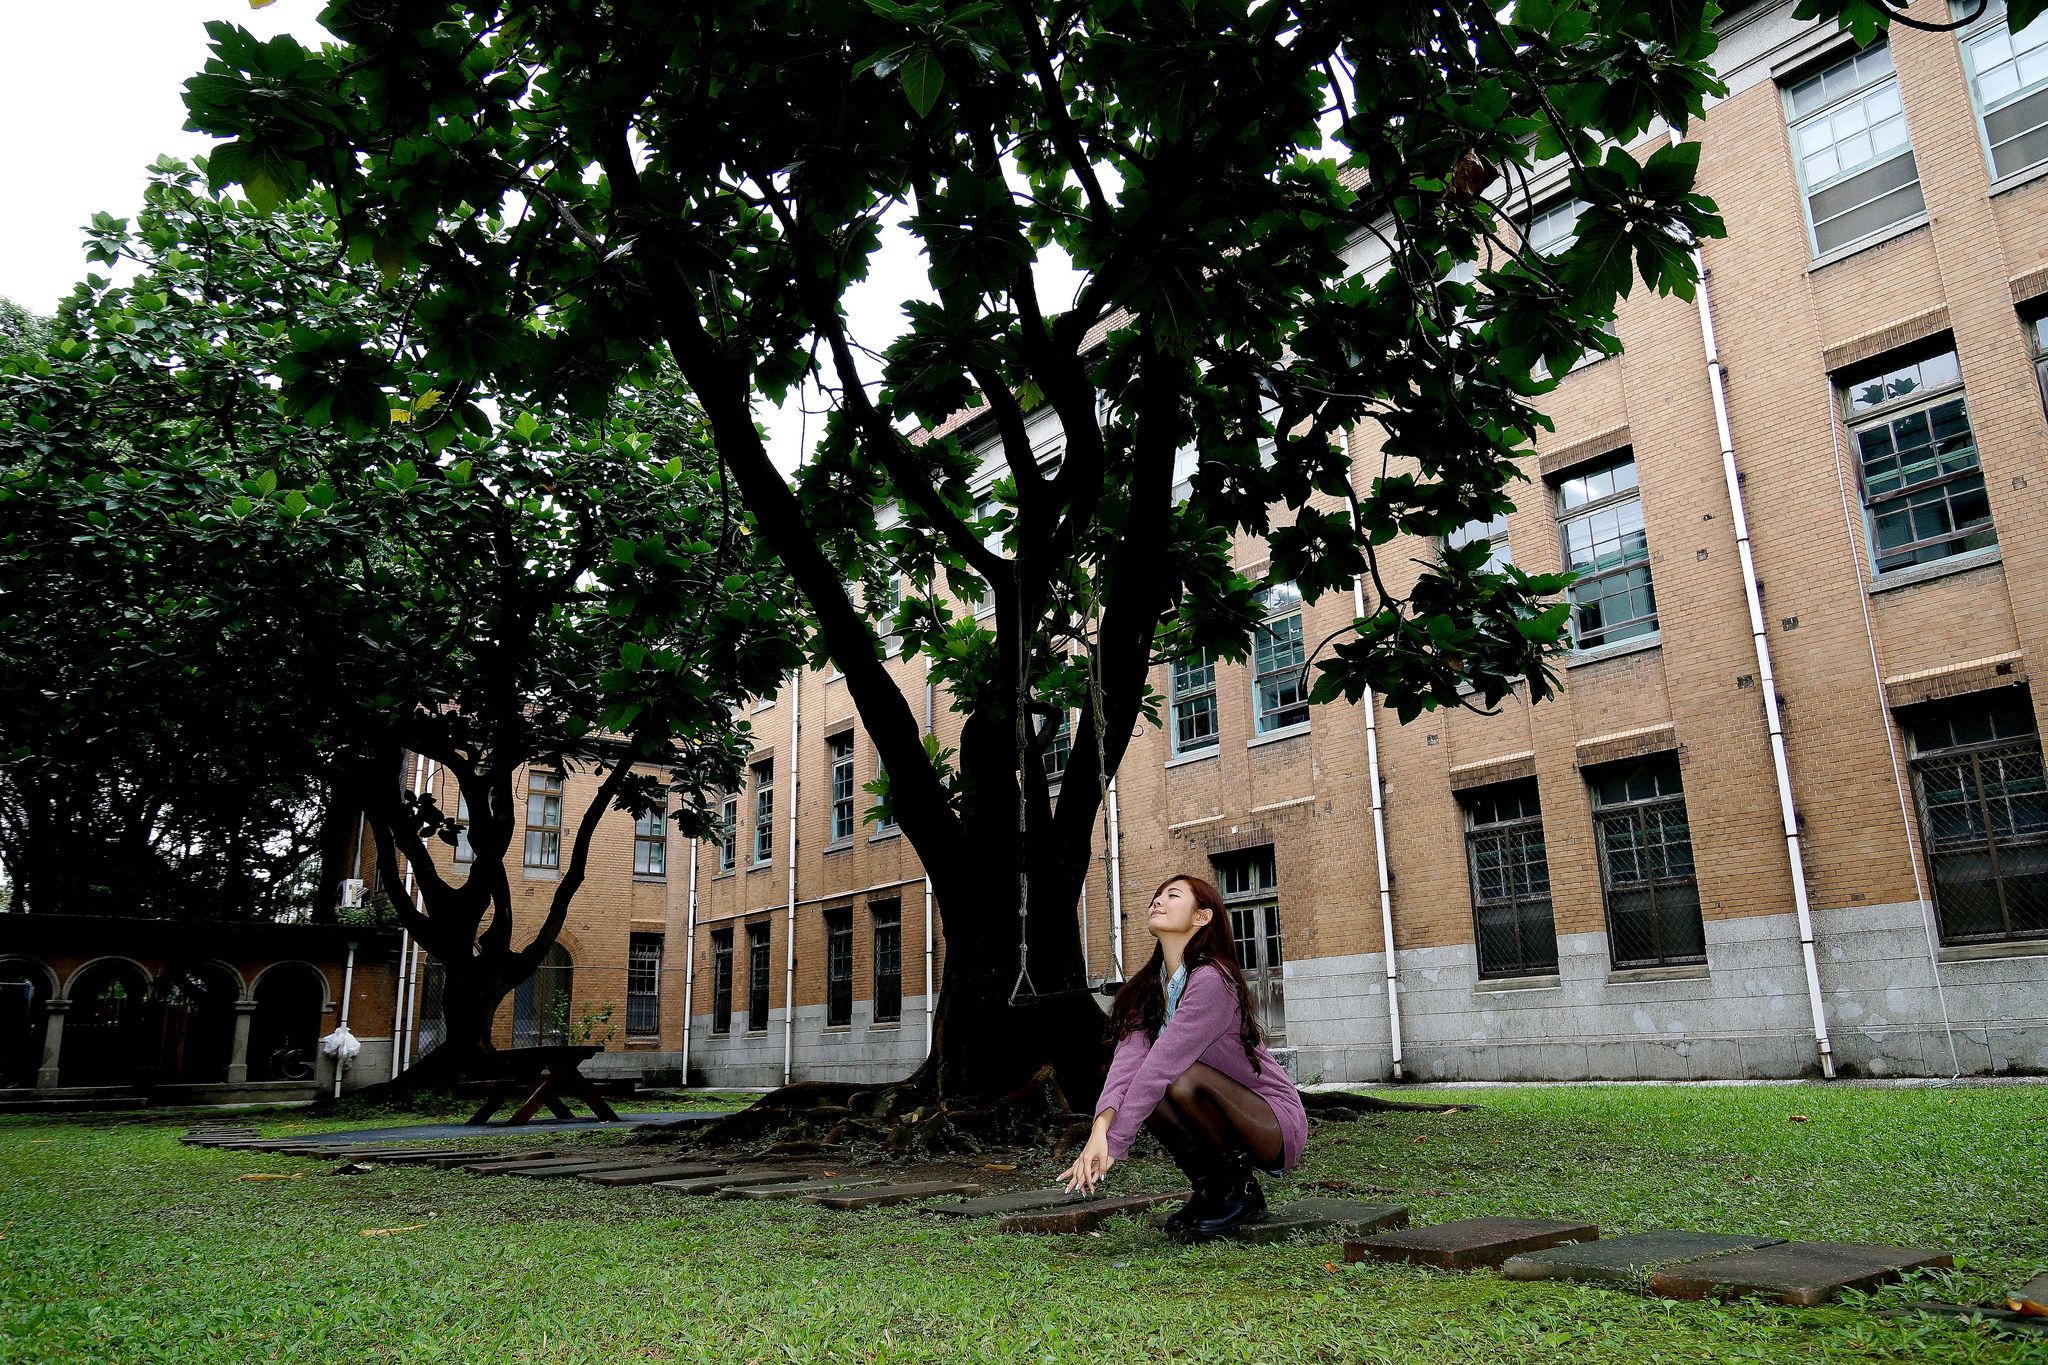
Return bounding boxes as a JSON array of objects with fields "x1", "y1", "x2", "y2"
[
  {"x1": 1042, "y1": 712, "x2": 1071, "y2": 787},
  {"x1": 871, "y1": 761, "x2": 898, "y2": 832},
  {"x1": 1841, "y1": 347, "x2": 1995, "y2": 574},
  {"x1": 827, "y1": 733, "x2": 855, "y2": 845},
  {"x1": 710, "y1": 928, "x2": 733, "y2": 1034},
  {"x1": 746, "y1": 922, "x2": 771, "y2": 1031},
  {"x1": 1445, "y1": 512, "x2": 1512, "y2": 575},
  {"x1": 626, "y1": 932, "x2": 663, "y2": 1037},
  {"x1": 1171, "y1": 653, "x2": 1219, "y2": 755},
  {"x1": 524, "y1": 771, "x2": 563, "y2": 868},
  {"x1": 452, "y1": 791, "x2": 474, "y2": 863},
  {"x1": 871, "y1": 899, "x2": 903, "y2": 1024},
  {"x1": 2028, "y1": 311, "x2": 2048, "y2": 415},
  {"x1": 718, "y1": 794, "x2": 738, "y2": 873},
  {"x1": 1962, "y1": 1, "x2": 2048, "y2": 181},
  {"x1": 1590, "y1": 754, "x2": 1705, "y2": 969},
  {"x1": 751, "y1": 760, "x2": 774, "y2": 866},
  {"x1": 1213, "y1": 848, "x2": 1285, "y2": 1041},
  {"x1": 1555, "y1": 454, "x2": 1656, "y2": 650},
  {"x1": 1785, "y1": 42, "x2": 1925, "y2": 256},
  {"x1": 633, "y1": 807, "x2": 667, "y2": 877},
  {"x1": 1524, "y1": 198, "x2": 1616, "y2": 371},
  {"x1": 1903, "y1": 687, "x2": 2046, "y2": 944},
  {"x1": 824, "y1": 907, "x2": 854, "y2": 1027},
  {"x1": 1251, "y1": 583, "x2": 1308, "y2": 735},
  {"x1": 1461, "y1": 781, "x2": 1559, "y2": 978}
]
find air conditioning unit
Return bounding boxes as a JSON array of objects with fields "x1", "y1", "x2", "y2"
[{"x1": 339, "y1": 878, "x2": 367, "y2": 909}]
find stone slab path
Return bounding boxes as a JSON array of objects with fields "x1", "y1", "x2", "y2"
[
  {"x1": 1148, "y1": 1199, "x2": 1411, "y2": 1245},
  {"x1": 720, "y1": 1176, "x2": 887, "y2": 1201},
  {"x1": 1649, "y1": 1241, "x2": 1953, "y2": 1306},
  {"x1": 1501, "y1": 1231, "x2": 1784, "y2": 1284},
  {"x1": 463, "y1": 1152, "x2": 609, "y2": 1174},
  {"x1": 580, "y1": 1163, "x2": 728, "y2": 1186},
  {"x1": 998, "y1": 1190, "x2": 1188, "y2": 1234},
  {"x1": 932, "y1": 1188, "x2": 1101, "y2": 1218},
  {"x1": 1346, "y1": 1217, "x2": 1600, "y2": 1270},
  {"x1": 811, "y1": 1181, "x2": 984, "y2": 1210},
  {"x1": 356, "y1": 1149, "x2": 513, "y2": 1167},
  {"x1": 510, "y1": 1158, "x2": 675, "y2": 1180},
  {"x1": 653, "y1": 1170, "x2": 807, "y2": 1195}
]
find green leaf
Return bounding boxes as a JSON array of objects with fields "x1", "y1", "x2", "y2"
[{"x1": 899, "y1": 48, "x2": 944, "y2": 118}]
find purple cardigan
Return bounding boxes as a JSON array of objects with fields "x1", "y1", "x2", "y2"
[{"x1": 1094, "y1": 963, "x2": 1308, "y2": 1172}]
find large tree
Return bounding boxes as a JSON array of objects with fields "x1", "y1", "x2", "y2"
[
  {"x1": 179, "y1": 0, "x2": 1959, "y2": 1116},
  {"x1": 0, "y1": 160, "x2": 798, "y2": 1078},
  {"x1": 178, "y1": 0, "x2": 1727, "y2": 1114}
]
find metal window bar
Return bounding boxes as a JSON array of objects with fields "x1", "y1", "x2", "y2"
[
  {"x1": 710, "y1": 932, "x2": 733, "y2": 1034},
  {"x1": 626, "y1": 935, "x2": 663, "y2": 1036},
  {"x1": 1911, "y1": 738, "x2": 2048, "y2": 944},
  {"x1": 824, "y1": 910, "x2": 854, "y2": 1027},
  {"x1": 1465, "y1": 815, "x2": 1560, "y2": 978},
  {"x1": 746, "y1": 925, "x2": 771, "y2": 1031},
  {"x1": 872, "y1": 904, "x2": 903, "y2": 1024},
  {"x1": 1595, "y1": 794, "x2": 1707, "y2": 969}
]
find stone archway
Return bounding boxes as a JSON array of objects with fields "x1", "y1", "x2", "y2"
[
  {"x1": 248, "y1": 963, "x2": 328, "y2": 1082},
  {"x1": 0, "y1": 958, "x2": 56, "y2": 1089},
  {"x1": 150, "y1": 962, "x2": 242, "y2": 1085},
  {"x1": 60, "y1": 959, "x2": 153, "y2": 1087}
]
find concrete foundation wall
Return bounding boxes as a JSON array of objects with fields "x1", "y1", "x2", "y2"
[
  {"x1": 683, "y1": 996, "x2": 934, "y2": 1088},
  {"x1": 1281, "y1": 901, "x2": 2048, "y2": 1083}
]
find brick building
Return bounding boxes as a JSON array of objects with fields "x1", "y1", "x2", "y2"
[{"x1": 381, "y1": 0, "x2": 2047, "y2": 1088}]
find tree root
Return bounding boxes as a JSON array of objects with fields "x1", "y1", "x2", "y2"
[{"x1": 691, "y1": 1065, "x2": 1087, "y2": 1159}]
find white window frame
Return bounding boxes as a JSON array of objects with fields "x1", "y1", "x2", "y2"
[
  {"x1": 1958, "y1": 0, "x2": 2048, "y2": 183},
  {"x1": 1555, "y1": 454, "x2": 1658, "y2": 652},
  {"x1": 633, "y1": 807, "x2": 667, "y2": 877},
  {"x1": 751, "y1": 760, "x2": 774, "y2": 867},
  {"x1": 1783, "y1": 42, "x2": 1925, "y2": 258},
  {"x1": 1838, "y1": 347, "x2": 1995, "y2": 575},
  {"x1": 717, "y1": 794, "x2": 738, "y2": 873},
  {"x1": 1251, "y1": 582, "x2": 1309, "y2": 735},
  {"x1": 523, "y1": 771, "x2": 563, "y2": 869},
  {"x1": 1170, "y1": 652, "x2": 1220, "y2": 756},
  {"x1": 1444, "y1": 512, "x2": 1512, "y2": 576},
  {"x1": 827, "y1": 733, "x2": 856, "y2": 846}
]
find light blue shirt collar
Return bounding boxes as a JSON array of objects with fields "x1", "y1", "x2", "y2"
[{"x1": 1161, "y1": 960, "x2": 1189, "y2": 1028}]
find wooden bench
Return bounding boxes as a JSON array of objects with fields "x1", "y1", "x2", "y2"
[{"x1": 464, "y1": 1045, "x2": 620, "y2": 1126}]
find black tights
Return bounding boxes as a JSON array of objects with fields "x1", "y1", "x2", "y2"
[{"x1": 1143, "y1": 1060, "x2": 1284, "y2": 1170}]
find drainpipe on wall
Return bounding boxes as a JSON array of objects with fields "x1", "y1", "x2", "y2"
[
  {"x1": 1106, "y1": 777, "x2": 1125, "y2": 981},
  {"x1": 923, "y1": 877, "x2": 936, "y2": 1059},
  {"x1": 334, "y1": 939, "x2": 356, "y2": 1099},
  {"x1": 390, "y1": 753, "x2": 427, "y2": 1080},
  {"x1": 781, "y1": 679, "x2": 801, "y2": 1088},
  {"x1": 681, "y1": 837, "x2": 699, "y2": 1085},
  {"x1": 1351, "y1": 578, "x2": 1406, "y2": 1081},
  {"x1": 1674, "y1": 128, "x2": 1836, "y2": 1079}
]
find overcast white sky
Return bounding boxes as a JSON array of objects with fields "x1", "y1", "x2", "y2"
[{"x1": 0, "y1": 1, "x2": 1087, "y2": 471}]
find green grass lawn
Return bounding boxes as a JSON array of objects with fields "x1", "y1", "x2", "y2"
[{"x1": 3, "y1": 1084, "x2": 2044, "y2": 1364}]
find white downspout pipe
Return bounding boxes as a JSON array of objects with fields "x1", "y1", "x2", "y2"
[
  {"x1": 1350, "y1": 578, "x2": 1405, "y2": 1082},
  {"x1": 1106, "y1": 777, "x2": 1125, "y2": 981},
  {"x1": 781, "y1": 680, "x2": 801, "y2": 1088},
  {"x1": 1079, "y1": 882, "x2": 1091, "y2": 982},
  {"x1": 681, "y1": 837, "x2": 699, "y2": 1085},
  {"x1": 334, "y1": 939, "x2": 356, "y2": 1099},
  {"x1": 1675, "y1": 128, "x2": 1835, "y2": 1079},
  {"x1": 391, "y1": 753, "x2": 427, "y2": 1080},
  {"x1": 922, "y1": 877, "x2": 936, "y2": 1059}
]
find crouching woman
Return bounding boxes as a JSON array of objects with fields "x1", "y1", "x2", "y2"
[{"x1": 1056, "y1": 874, "x2": 1307, "y2": 1238}]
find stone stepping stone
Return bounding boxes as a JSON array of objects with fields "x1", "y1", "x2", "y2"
[
  {"x1": 1502, "y1": 1230, "x2": 1784, "y2": 1284},
  {"x1": 1345, "y1": 1217, "x2": 1599, "y2": 1270},
  {"x1": 354, "y1": 1148, "x2": 510, "y2": 1167},
  {"x1": 1650, "y1": 1241, "x2": 1953, "y2": 1306},
  {"x1": 720, "y1": 1176, "x2": 888, "y2": 1201},
  {"x1": 932, "y1": 1188, "x2": 1103, "y2": 1218},
  {"x1": 1156, "y1": 1199, "x2": 1410, "y2": 1244},
  {"x1": 998, "y1": 1190, "x2": 1188, "y2": 1234},
  {"x1": 653, "y1": 1170, "x2": 809, "y2": 1195},
  {"x1": 1883, "y1": 1303, "x2": 2048, "y2": 1339},
  {"x1": 809, "y1": 1180, "x2": 983, "y2": 1210},
  {"x1": 508, "y1": 1158, "x2": 671, "y2": 1179},
  {"x1": 579, "y1": 1163, "x2": 728, "y2": 1187},
  {"x1": 463, "y1": 1152, "x2": 605, "y2": 1174}
]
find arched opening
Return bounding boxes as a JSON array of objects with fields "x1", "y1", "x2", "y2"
[
  {"x1": 512, "y1": 944, "x2": 573, "y2": 1047},
  {"x1": 150, "y1": 963, "x2": 240, "y2": 1085},
  {"x1": 248, "y1": 964, "x2": 327, "y2": 1082},
  {"x1": 0, "y1": 959, "x2": 55, "y2": 1089},
  {"x1": 60, "y1": 960, "x2": 153, "y2": 1087}
]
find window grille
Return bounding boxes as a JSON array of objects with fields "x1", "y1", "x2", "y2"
[
  {"x1": 626, "y1": 933, "x2": 662, "y2": 1036},
  {"x1": 1905, "y1": 688, "x2": 2047, "y2": 944},
  {"x1": 871, "y1": 900, "x2": 903, "y2": 1024},
  {"x1": 1591, "y1": 755, "x2": 1705, "y2": 969},
  {"x1": 824, "y1": 908, "x2": 854, "y2": 1027},
  {"x1": 710, "y1": 929, "x2": 733, "y2": 1034},
  {"x1": 1462, "y1": 781, "x2": 1559, "y2": 978},
  {"x1": 746, "y1": 923, "x2": 771, "y2": 1031}
]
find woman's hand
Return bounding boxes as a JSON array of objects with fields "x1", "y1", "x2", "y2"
[{"x1": 1056, "y1": 1128, "x2": 1114, "y2": 1195}]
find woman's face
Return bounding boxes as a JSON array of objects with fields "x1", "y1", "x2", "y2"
[{"x1": 1146, "y1": 878, "x2": 1212, "y2": 939}]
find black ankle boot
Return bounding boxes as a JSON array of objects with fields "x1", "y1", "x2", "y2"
[
  {"x1": 1188, "y1": 1149, "x2": 1267, "y2": 1240},
  {"x1": 1160, "y1": 1148, "x2": 1223, "y2": 1235}
]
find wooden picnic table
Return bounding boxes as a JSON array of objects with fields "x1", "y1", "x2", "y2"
[{"x1": 465, "y1": 1045, "x2": 621, "y2": 1126}]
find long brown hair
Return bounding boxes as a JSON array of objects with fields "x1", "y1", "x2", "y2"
[{"x1": 1107, "y1": 873, "x2": 1265, "y2": 1073}]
